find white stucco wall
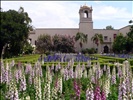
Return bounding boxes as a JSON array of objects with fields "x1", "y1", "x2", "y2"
[{"x1": 118, "y1": 25, "x2": 131, "y2": 36}]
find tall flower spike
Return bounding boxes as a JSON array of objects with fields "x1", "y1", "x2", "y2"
[
  {"x1": 86, "y1": 83, "x2": 94, "y2": 100},
  {"x1": 111, "y1": 66, "x2": 116, "y2": 84}
]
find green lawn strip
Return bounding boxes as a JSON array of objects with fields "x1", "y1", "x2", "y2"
[
  {"x1": 3, "y1": 54, "x2": 40, "y2": 63},
  {"x1": 91, "y1": 54, "x2": 133, "y2": 65}
]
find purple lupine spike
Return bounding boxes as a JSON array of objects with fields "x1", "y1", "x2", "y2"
[
  {"x1": 117, "y1": 66, "x2": 122, "y2": 78},
  {"x1": 91, "y1": 75, "x2": 95, "y2": 84},
  {"x1": 86, "y1": 88, "x2": 94, "y2": 100},
  {"x1": 15, "y1": 70, "x2": 19, "y2": 83},
  {"x1": 19, "y1": 76, "x2": 26, "y2": 92},
  {"x1": 101, "y1": 90, "x2": 106, "y2": 100},
  {"x1": 25, "y1": 63, "x2": 32, "y2": 74},
  {"x1": 96, "y1": 68, "x2": 101, "y2": 80},
  {"x1": 118, "y1": 83, "x2": 122, "y2": 100},
  {"x1": 121, "y1": 80, "x2": 127, "y2": 99},
  {"x1": 64, "y1": 68, "x2": 68, "y2": 80},
  {"x1": 125, "y1": 77, "x2": 130, "y2": 94},
  {"x1": 1, "y1": 60, "x2": 5, "y2": 83},
  {"x1": 55, "y1": 64, "x2": 59, "y2": 72},
  {"x1": 58, "y1": 62, "x2": 61, "y2": 69},
  {"x1": 69, "y1": 68, "x2": 74, "y2": 79},
  {"x1": 3, "y1": 69, "x2": 8, "y2": 84},
  {"x1": 73, "y1": 80, "x2": 80, "y2": 100},
  {"x1": 131, "y1": 79, "x2": 133, "y2": 94},
  {"x1": 94, "y1": 86, "x2": 101, "y2": 100},
  {"x1": 111, "y1": 75, "x2": 116, "y2": 84},
  {"x1": 39, "y1": 65, "x2": 43, "y2": 77},
  {"x1": 28, "y1": 74, "x2": 32, "y2": 84}
]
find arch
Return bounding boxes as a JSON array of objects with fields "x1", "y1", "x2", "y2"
[
  {"x1": 84, "y1": 10, "x2": 88, "y2": 18},
  {"x1": 103, "y1": 45, "x2": 109, "y2": 53}
]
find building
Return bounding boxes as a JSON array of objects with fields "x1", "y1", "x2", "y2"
[{"x1": 29, "y1": 4, "x2": 131, "y2": 53}]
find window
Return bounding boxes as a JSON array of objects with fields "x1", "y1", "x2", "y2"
[
  {"x1": 35, "y1": 40, "x2": 37, "y2": 45},
  {"x1": 84, "y1": 10, "x2": 88, "y2": 18},
  {"x1": 104, "y1": 36, "x2": 108, "y2": 41},
  {"x1": 114, "y1": 34, "x2": 116, "y2": 39}
]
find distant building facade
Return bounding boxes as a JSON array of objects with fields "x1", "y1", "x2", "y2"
[{"x1": 29, "y1": 4, "x2": 131, "y2": 53}]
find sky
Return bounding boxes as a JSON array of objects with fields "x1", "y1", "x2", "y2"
[{"x1": 1, "y1": 1, "x2": 133, "y2": 29}]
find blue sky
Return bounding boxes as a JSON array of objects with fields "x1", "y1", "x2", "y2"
[{"x1": 1, "y1": 1, "x2": 133, "y2": 29}]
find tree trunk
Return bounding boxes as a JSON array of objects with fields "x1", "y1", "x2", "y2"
[{"x1": 1, "y1": 43, "x2": 8, "y2": 59}]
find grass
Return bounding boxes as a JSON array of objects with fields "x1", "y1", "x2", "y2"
[
  {"x1": 3, "y1": 54, "x2": 40, "y2": 63},
  {"x1": 91, "y1": 54, "x2": 133, "y2": 65},
  {"x1": 2, "y1": 53, "x2": 133, "y2": 67}
]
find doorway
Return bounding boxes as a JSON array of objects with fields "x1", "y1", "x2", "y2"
[{"x1": 104, "y1": 45, "x2": 109, "y2": 53}]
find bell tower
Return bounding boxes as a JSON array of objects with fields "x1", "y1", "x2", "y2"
[{"x1": 79, "y1": 4, "x2": 94, "y2": 49}]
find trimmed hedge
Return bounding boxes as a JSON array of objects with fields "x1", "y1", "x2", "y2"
[{"x1": 92, "y1": 54, "x2": 133, "y2": 65}]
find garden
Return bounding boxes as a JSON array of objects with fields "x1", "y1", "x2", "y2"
[
  {"x1": 1, "y1": 7, "x2": 133, "y2": 100},
  {"x1": 1, "y1": 54, "x2": 133, "y2": 100}
]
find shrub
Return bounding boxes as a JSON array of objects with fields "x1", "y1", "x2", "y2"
[{"x1": 81, "y1": 48, "x2": 96, "y2": 54}]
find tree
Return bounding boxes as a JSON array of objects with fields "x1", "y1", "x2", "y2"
[
  {"x1": 91, "y1": 33, "x2": 103, "y2": 46},
  {"x1": 125, "y1": 20, "x2": 133, "y2": 52},
  {"x1": 75, "y1": 32, "x2": 88, "y2": 49},
  {"x1": 91, "y1": 33, "x2": 103, "y2": 52},
  {"x1": 112, "y1": 20, "x2": 133, "y2": 53},
  {"x1": 53, "y1": 34, "x2": 75, "y2": 53},
  {"x1": 129, "y1": 20, "x2": 133, "y2": 24},
  {"x1": 105, "y1": 25, "x2": 114, "y2": 30},
  {"x1": 36, "y1": 34, "x2": 52, "y2": 53},
  {"x1": 0, "y1": 7, "x2": 32, "y2": 58},
  {"x1": 112, "y1": 33, "x2": 126, "y2": 53}
]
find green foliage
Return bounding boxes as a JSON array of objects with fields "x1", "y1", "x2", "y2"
[
  {"x1": 112, "y1": 33, "x2": 126, "y2": 53},
  {"x1": 36, "y1": 34, "x2": 75, "y2": 53},
  {"x1": 113, "y1": 20, "x2": 133, "y2": 53},
  {"x1": 36, "y1": 34, "x2": 52, "y2": 53},
  {"x1": 53, "y1": 34, "x2": 75, "y2": 53},
  {"x1": 91, "y1": 33, "x2": 103, "y2": 47},
  {"x1": 23, "y1": 42, "x2": 34, "y2": 54},
  {"x1": 0, "y1": 7, "x2": 33, "y2": 58},
  {"x1": 81, "y1": 48, "x2": 96, "y2": 54},
  {"x1": 75, "y1": 32, "x2": 88, "y2": 49},
  {"x1": 105, "y1": 25, "x2": 114, "y2": 30}
]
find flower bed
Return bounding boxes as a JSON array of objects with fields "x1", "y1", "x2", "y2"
[{"x1": 0, "y1": 59, "x2": 133, "y2": 100}]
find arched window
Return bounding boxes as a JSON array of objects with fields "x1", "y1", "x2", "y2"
[{"x1": 84, "y1": 10, "x2": 88, "y2": 18}]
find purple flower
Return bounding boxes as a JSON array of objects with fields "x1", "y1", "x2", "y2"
[
  {"x1": 111, "y1": 75, "x2": 116, "y2": 84},
  {"x1": 73, "y1": 80, "x2": 81, "y2": 99},
  {"x1": 19, "y1": 76, "x2": 26, "y2": 91},
  {"x1": 25, "y1": 64, "x2": 32, "y2": 74},
  {"x1": 101, "y1": 90, "x2": 106, "y2": 100},
  {"x1": 94, "y1": 86, "x2": 101, "y2": 100},
  {"x1": 86, "y1": 88, "x2": 94, "y2": 100}
]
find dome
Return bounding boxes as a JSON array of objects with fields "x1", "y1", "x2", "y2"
[{"x1": 79, "y1": 4, "x2": 92, "y2": 12}]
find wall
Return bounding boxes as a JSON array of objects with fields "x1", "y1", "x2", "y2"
[{"x1": 29, "y1": 28, "x2": 79, "y2": 45}]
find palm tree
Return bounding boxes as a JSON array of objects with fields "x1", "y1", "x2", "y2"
[
  {"x1": 18, "y1": 7, "x2": 32, "y2": 24},
  {"x1": 75, "y1": 32, "x2": 88, "y2": 49},
  {"x1": 18, "y1": 7, "x2": 33, "y2": 31},
  {"x1": 91, "y1": 33, "x2": 103, "y2": 52}
]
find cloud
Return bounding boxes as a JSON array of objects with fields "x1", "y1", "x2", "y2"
[
  {"x1": 93, "y1": 5, "x2": 132, "y2": 21},
  {"x1": 1, "y1": 1, "x2": 80, "y2": 28},
  {"x1": 1, "y1": 1, "x2": 132, "y2": 29}
]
